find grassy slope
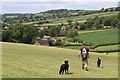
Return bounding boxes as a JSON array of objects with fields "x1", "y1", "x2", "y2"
[
  {"x1": 2, "y1": 42, "x2": 118, "y2": 78},
  {"x1": 78, "y1": 30, "x2": 105, "y2": 34},
  {"x1": 22, "y1": 11, "x2": 118, "y2": 26},
  {"x1": 40, "y1": 11, "x2": 118, "y2": 26},
  {"x1": 93, "y1": 45, "x2": 119, "y2": 51},
  {"x1": 78, "y1": 29, "x2": 118, "y2": 44}
]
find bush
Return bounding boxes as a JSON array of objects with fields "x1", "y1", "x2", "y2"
[
  {"x1": 48, "y1": 39, "x2": 54, "y2": 46},
  {"x1": 73, "y1": 37, "x2": 83, "y2": 43},
  {"x1": 65, "y1": 38, "x2": 73, "y2": 42},
  {"x1": 54, "y1": 39, "x2": 63, "y2": 46},
  {"x1": 2, "y1": 23, "x2": 38, "y2": 44}
]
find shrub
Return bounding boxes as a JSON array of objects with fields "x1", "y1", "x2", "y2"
[
  {"x1": 54, "y1": 39, "x2": 63, "y2": 46},
  {"x1": 48, "y1": 39, "x2": 54, "y2": 46}
]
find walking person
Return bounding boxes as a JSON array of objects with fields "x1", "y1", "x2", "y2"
[{"x1": 79, "y1": 42, "x2": 89, "y2": 71}]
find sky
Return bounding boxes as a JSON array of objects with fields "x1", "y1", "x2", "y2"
[{"x1": 0, "y1": 0, "x2": 120, "y2": 14}]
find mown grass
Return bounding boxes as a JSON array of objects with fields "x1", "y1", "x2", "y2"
[
  {"x1": 78, "y1": 29, "x2": 118, "y2": 44},
  {"x1": 2, "y1": 42, "x2": 118, "y2": 78}
]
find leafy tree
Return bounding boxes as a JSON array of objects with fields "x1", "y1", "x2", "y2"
[
  {"x1": 39, "y1": 29, "x2": 48, "y2": 38},
  {"x1": 67, "y1": 20, "x2": 73, "y2": 26},
  {"x1": 101, "y1": 8, "x2": 104, "y2": 11},
  {"x1": 67, "y1": 30, "x2": 74, "y2": 37},
  {"x1": 73, "y1": 29, "x2": 78, "y2": 36},
  {"x1": 73, "y1": 37, "x2": 83, "y2": 43},
  {"x1": 116, "y1": 7, "x2": 120, "y2": 11},
  {"x1": 2, "y1": 31, "x2": 11, "y2": 42},
  {"x1": 48, "y1": 39, "x2": 54, "y2": 46},
  {"x1": 48, "y1": 27, "x2": 60, "y2": 37},
  {"x1": 85, "y1": 18, "x2": 94, "y2": 28},
  {"x1": 118, "y1": 13, "x2": 120, "y2": 20},
  {"x1": 117, "y1": 20, "x2": 120, "y2": 28},
  {"x1": 54, "y1": 39, "x2": 63, "y2": 46},
  {"x1": 104, "y1": 9, "x2": 109, "y2": 12},
  {"x1": 60, "y1": 30, "x2": 67, "y2": 36},
  {"x1": 2, "y1": 23, "x2": 6, "y2": 28},
  {"x1": 80, "y1": 24, "x2": 86, "y2": 30},
  {"x1": 102, "y1": 17, "x2": 112, "y2": 26},
  {"x1": 2, "y1": 24, "x2": 38, "y2": 44},
  {"x1": 92, "y1": 19, "x2": 101, "y2": 29},
  {"x1": 67, "y1": 29, "x2": 78, "y2": 37},
  {"x1": 111, "y1": 18, "x2": 119, "y2": 27},
  {"x1": 74, "y1": 21, "x2": 79, "y2": 29}
]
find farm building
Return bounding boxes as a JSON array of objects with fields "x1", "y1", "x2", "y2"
[
  {"x1": 40, "y1": 27, "x2": 48, "y2": 30},
  {"x1": 42, "y1": 35, "x2": 50, "y2": 40},
  {"x1": 104, "y1": 26, "x2": 111, "y2": 29},
  {"x1": 36, "y1": 36, "x2": 41, "y2": 40},
  {"x1": 61, "y1": 26, "x2": 69, "y2": 31},
  {"x1": 42, "y1": 35, "x2": 56, "y2": 41}
]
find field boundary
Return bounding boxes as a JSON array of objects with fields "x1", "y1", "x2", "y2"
[{"x1": 90, "y1": 42, "x2": 120, "y2": 49}]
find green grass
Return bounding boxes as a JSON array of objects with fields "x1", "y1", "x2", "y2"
[
  {"x1": 22, "y1": 11, "x2": 118, "y2": 26},
  {"x1": 78, "y1": 29, "x2": 119, "y2": 44},
  {"x1": 92, "y1": 44, "x2": 119, "y2": 52},
  {"x1": 2, "y1": 42, "x2": 118, "y2": 78},
  {"x1": 58, "y1": 44, "x2": 119, "y2": 52},
  {"x1": 78, "y1": 30, "x2": 105, "y2": 34},
  {"x1": 40, "y1": 11, "x2": 118, "y2": 26},
  {"x1": 41, "y1": 13, "x2": 54, "y2": 17}
]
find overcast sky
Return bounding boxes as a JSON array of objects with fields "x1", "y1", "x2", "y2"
[{"x1": 0, "y1": 0, "x2": 119, "y2": 14}]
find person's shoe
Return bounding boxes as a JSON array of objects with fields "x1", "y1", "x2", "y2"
[{"x1": 86, "y1": 68, "x2": 88, "y2": 71}]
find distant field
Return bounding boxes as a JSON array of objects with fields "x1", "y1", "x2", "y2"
[
  {"x1": 40, "y1": 11, "x2": 118, "y2": 26},
  {"x1": 22, "y1": 11, "x2": 118, "y2": 26},
  {"x1": 92, "y1": 44, "x2": 119, "y2": 52},
  {"x1": 58, "y1": 44, "x2": 119, "y2": 52},
  {"x1": 5, "y1": 16, "x2": 18, "y2": 18},
  {"x1": 78, "y1": 30, "x2": 105, "y2": 34},
  {"x1": 2, "y1": 42, "x2": 118, "y2": 78},
  {"x1": 78, "y1": 29, "x2": 118, "y2": 44}
]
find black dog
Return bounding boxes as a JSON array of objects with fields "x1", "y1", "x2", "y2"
[
  {"x1": 97, "y1": 58, "x2": 101, "y2": 67},
  {"x1": 59, "y1": 61, "x2": 69, "y2": 75}
]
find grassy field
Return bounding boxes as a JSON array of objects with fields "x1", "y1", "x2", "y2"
[
  {"x1": 40, "y1": 11, "x2": 118, "y2": 26},
  {"x1": 58, "y1": 44, "x2": 119, "y2": 52},
  {"x1": 22, "y1": 11, "x2": 118, "y2": 26},
  {"x1": 92, "y1": 45, "x2": 119, "y2": 52},
  {"x1": 78, "y1": 30, "x2": 106, "y2": 34},
  {"x1": 78, "y1": 29, "x2": 118, "y2": 44},
  {"x1": 2, "y1": 42, "x2": 118, "y2": 78}
]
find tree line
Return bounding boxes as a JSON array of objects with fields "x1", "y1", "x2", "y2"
[
  {"x1": 79, "y1": 14, "x2": 120, "y2": 29},
  {"x1": 2, "y1": 23, "x2": 79, "y2": 44}
]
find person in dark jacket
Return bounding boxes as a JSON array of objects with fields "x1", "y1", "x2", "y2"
[{"x1": 79, "y1": 42, "x2": 89, "y2": 71}]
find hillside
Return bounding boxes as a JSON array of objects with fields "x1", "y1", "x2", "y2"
[
  {"x1": 2, "y1": 42, "x2": 118, "y2": 78},
  {"x1": 78, "y1": 29, "x2": 118, "y2": 44},
  {"x1": 2, "y1": 7, "x2": 119, "y2": 27}
]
